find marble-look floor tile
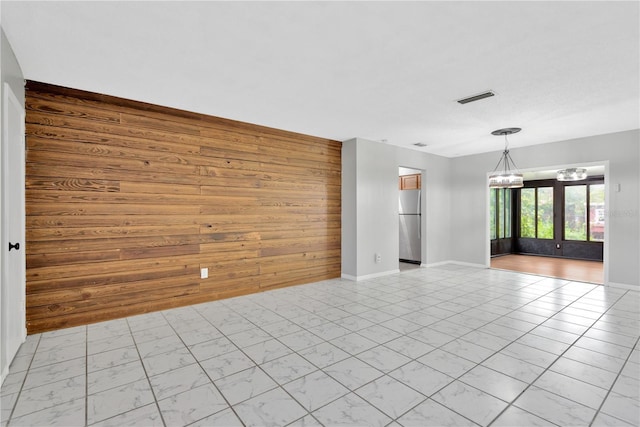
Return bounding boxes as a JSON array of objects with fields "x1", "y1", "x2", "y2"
[
  {"x1": 600, "y1": 391, "x2": 640, "y2": 426},
  {"x1": 308, "y1": 322, "x2": 351, "y2": 341},
  {"x1": 389, "y1": 360, "x2": 454, "y2": 397},
  {"x1": 459, "y1": 365, "x2": 528, "y2": 402},
  {"x1": 611, "y1": 373, "x2": 640, "y2": 398},
  {"x1": 550, "y1": 355, "x2": 616, "y2": 389},
  {"x1": 513, "y1": 386, "x2": 595, "y2": 427},
  {"x1": 481, "y1": 352, "x2": 544, "y2": 383},
  {"x1": 260, "y1": 353, "x2": 317, "y2": 385},
  {"x1": 563, "y1": 346, "x2": 626, "y2": 373},
  {"x1": 137, "y1": 334, "x2": 186, "y2": 359},
  {"x1": 534, "y1": 370, "x2": 608, "y2": 409},
  {"x1": 500, "y1": 342, "x2": 558, "y2": 369},
  {"x1": 22, "y1": 357, "x2": 85, "y2": 390},
  {"x1": 200, "y1": 349, "x2": 256, "y2": 380},
  {"x1": 176, "y1": 324, "x2": 222, "y2": 346},
  {"x1": 1, "y1": 392, "x2": 17, "y2": 423},
  {"x1": 384, "y1": 335, "x2": 435, "y2": 360},
  {"x1": 432, "y1": 381, "x2": 508, "y2": 427},
  {"x1": 287, "y1": 414, "x2": 323, "y2": 427},
  {"x1": 132, "y1": 324, "x2": 176, "y2": 344},
  {"x1": 88, "y1": 359, "x2": 146, "y2": 395},
  {"x1": 30, "y1": 342, "x2": 85, "y2": 369},
  {"x1": 460, "y1": 330, "x2": 511, "y2": 351},
  {"x1": 188, "y1": 336, "x2": 237, "y2": 362},
  {"x1": 323, "y1": 356, "x2": 384, "y2": 391},
  {"x1": 243, "y1": 338, "x2": 292, "y2": 364},
  {"x1": 355, "y1": 375, "x2": 425, "y2": 419},
  {"x1": 7, "y1": 353, "x2": 33, "y2": 373},
  {"x1": 417, "y1": 349, "x2": 476, "y2": 377},
  {"x1": 334, "y1": 315, "x2": 376, "y2": 331},
  {"x1": 397, "y1": 398, "x2": 477, "y2": 427},
  {"x1": 233, "y1": 387, "x2": 307, "y2": 427},
  {"x1": 189, "y1": 407, "x2": 244, "y2": 427},
  {"x1": 88, "y1": 345, "x2": 139, "y2": 373},
  {"x1": 284, "y1": 370, "x2": 349, "y2": 411},
  {"x1": 260, "y1": 320, "x2": 303, "y2": 338},
  {"x1": 279, "y1": 330, "x2": 324, "y2": 352},
  {"x1": 149, "y1": 363, "x2": 210, "y2": 400},
  {"x1": 8, "y1": 397, "x2": 85, "y2": 427},
  {"x1": 491, "y1": 405, "x2": 558, "y2": 426},
  {"x1": 408, "y1": 327, "x2": 455, "y2": 347},
  {"x1": 357, "y1": 345, "x2": 411, "y2": 373},
  {"x1": 12, "y1": 374, "x2": 85, "y2": 419},
  {"x1": 87, "y1": 379, "x2": 154, "y2": 425},
  {"x1": 142, "y1": 346, "x2": 196, "y2": 377},
  {"x1": 0, "y1": 370, "x2": 27, "y2": 397},
  {"x1": 88, "y1": 333, "x2": 135, "y2": 356},
  {"x1": 158, "y1": 383, "x2": 228, "y2": 426},
  {"x1": 299, "y1": 342, "x2": 350, "y2": 369},
  {"x1": 215, "y1": 366, "x2": 278, "y2": 405},
  {"x1": 329, "y1": 333, "x2": 378, "y2": 355},
  {"x1": 127, "y1": 312, "x2": 168, "y2": 332},
  {"x1": 227, "y1": 328, "x2": 272, "y2": 349},
  {"x1": 440, "y1": 339, "x2": 495, "y2": 363},
  {"x1": 591, "y1": 412, "x2": 636, "y2": 427},
  {"x1": 312, "y1": 392, "x2": 391, "y2": 427},
  {"x1": 89, "y1": 403, "x2": 163, "y2": 427}
]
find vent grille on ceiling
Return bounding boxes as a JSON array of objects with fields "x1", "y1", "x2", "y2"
[
  {"x1": 413, "y1": 142, "x2": 428, "y2": 147},
  {"x1": 457, "y1": 91, "x2": 495, "y2": 104}
]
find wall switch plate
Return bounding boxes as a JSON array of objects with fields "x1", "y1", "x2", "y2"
[
  {"x1": 200, "y1": 268, "x2": 208, "y2": 279},
  {"x1": 375, "y1": 253, "x2": 381, "y2": 263}
]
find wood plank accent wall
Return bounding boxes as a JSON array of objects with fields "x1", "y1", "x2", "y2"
[{"x1": 24, "y1": 81, "x2": 341, "y2": 334}]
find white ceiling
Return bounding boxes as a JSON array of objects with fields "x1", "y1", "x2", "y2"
[{"x1": 2, "y1": 1, "x2": 639, "y2": 157}]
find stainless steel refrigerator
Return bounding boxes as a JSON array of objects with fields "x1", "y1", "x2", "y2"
[{"x1": 399, "y1": 189, "x2": 421, "y2": 264}]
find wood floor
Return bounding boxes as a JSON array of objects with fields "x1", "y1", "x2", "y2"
[{"x1": 491, "y1": 254, "x2": 604, "y2": 284}]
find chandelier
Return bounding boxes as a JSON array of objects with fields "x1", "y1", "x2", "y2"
[
  {"x1": 489, "y1": 127, "x2": 524, "y2": 188},
  {"x1": 557, "y1": 168, "x2": 587, "y2": 181}
]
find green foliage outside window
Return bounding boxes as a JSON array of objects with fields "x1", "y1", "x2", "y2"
[
  {"x1": 537, "y1": 187, "x2": 554, "y2": 239},
  {"x1": 565, "y1": 186, "x2": 587, "y2": 240},
  {"x1": 520, "y1": 188, "x2": 535, "y2": 238}
]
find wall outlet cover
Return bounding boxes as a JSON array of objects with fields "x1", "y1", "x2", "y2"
[{"x1": 200, "y1": 268, "x2": 208, "y2": 279}]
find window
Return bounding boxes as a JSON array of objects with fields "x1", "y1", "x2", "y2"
[
  {"x1": 490, "y1": 188, "x2": 511, "y2": 240},
  {"x1": 520, "y1": 187, "x2": 553, "y2": 239},
  {"x1": 564, "y1": 183, "x2": 605, "y2": 241},
  {"x1": 490, "y1": 189, "x2": 497, "y2": 240}
]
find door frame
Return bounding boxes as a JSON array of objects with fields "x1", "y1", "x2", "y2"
[
  {"x1": 1, "y1": 82, "x2": 26, "y2": 383},
  {"x1": 486, "y1": 161, "x2": 610, "y2": 284}
]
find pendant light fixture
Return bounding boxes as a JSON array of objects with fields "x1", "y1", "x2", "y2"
[
  {"x1": 489, "y1": 127, "x2": 524, "y2": 188},
  {"x1": 557, "y1": 167, "x2": 587, "y2": 181}
]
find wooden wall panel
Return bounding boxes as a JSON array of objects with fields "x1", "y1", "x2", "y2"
[{"x1": 25, "y1": 81, "x2": 341, "y2": 333}]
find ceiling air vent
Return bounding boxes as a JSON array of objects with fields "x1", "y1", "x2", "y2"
[
  {"x1": 413, "y1": 142, "x2": 428, "y2": 147},
  {"x1": 457, "y1": 91, "x2": 495, "y2": 104}
]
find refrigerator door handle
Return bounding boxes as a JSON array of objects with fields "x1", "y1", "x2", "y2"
[{"x1": 417, "y1": 190, "x2": 421, "y2": 240}]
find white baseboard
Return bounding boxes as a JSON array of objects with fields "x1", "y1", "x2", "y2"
[
  {"x1": 606, "y1": 281, "x2": 640, "y2": 291},
  {"x1": 424, "y1": 260, "x2": 487, "y2": 269},
  {"x1": 342, "y1": 269, "x2": 400, "y2": 281}
]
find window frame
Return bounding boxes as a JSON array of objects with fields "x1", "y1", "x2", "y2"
[{"x1": 562, "y1": 179, "x2": 605, "y2": 242}]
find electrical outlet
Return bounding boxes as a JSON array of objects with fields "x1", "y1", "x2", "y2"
[
  {"x1": 375, "y1": 253, "x2": 382, "y2": 263},
  {"x1": 200, "y1": 268, "x2": 208, "y2": 279}
]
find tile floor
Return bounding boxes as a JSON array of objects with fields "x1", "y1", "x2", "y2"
[{"x1": 1, "y1": 264, "x2": 639, "y2": 427}]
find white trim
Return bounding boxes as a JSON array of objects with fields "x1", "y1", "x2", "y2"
[
  {"x1": 424, "y1": 260, "x2": 487, "y2": 269},
  {"x1": 342, "y1": 269, "x2": 401, "y2": 281},
  {"x1": 606, "y1": 282, "x2": 639, "y2": 291}
]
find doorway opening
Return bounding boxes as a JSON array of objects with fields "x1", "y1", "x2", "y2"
[
  {"x1": 489, "y1": 163, "x2": 606, "y2": 284},
  {"x1": 399, "y1": 167, "x2": 423, "y2": 271}
]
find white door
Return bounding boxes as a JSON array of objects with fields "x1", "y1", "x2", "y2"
[{"x1": 1, "y1": 83, "x2": 26, "y2": 382}]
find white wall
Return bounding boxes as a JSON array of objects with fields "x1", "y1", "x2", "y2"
[
  {"x1": 342, "y1": 138, "x2": 451, "y2": 279},
  {"x1": 1, "y1": 28, "x2": 25, "y2": 383},
  {"x1": 450, "y1": 129, "x2": 640, "y2": 287}
]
